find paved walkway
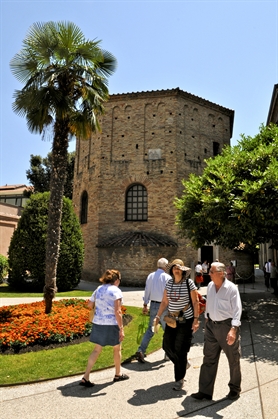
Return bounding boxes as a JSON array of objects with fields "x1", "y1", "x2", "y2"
[{"x1": 1, "y1": 270, "x2": 278, "y2": 419}]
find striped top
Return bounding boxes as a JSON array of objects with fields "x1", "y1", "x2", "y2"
[{"x1": 166, "y1": 278, "x2": 196, "y2": 318}]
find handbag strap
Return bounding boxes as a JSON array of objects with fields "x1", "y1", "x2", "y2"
[{"x1": 186, "y1": 279, "x2": 193, "y2": 309}]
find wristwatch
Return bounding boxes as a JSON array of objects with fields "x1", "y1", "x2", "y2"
[{"x1": 231, "y1": 326, "x2": 238, "y2": 330}]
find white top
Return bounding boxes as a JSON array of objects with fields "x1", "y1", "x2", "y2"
[
  {"x1": 89, "y1": 284, "x2": 122, "y2": 325},
  {"x1": 205, "y1": 278, "x2": 242, "y2": 327},
  {"x1": 195, "y1": 264, "x2": 202, "y2": 273},
  {"x1": 143, "y1": 268, "x2": 171, "y2": 304},
  {"x1": 202, "y1": 263, "x2": 208, "y2": 273},
  {"x1": 265, "y1": 261, "x2": 271, "y2": 273}
]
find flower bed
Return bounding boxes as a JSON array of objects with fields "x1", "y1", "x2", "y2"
[{"x1": 0, "y1": 299, "x2": 127, "y2": 354}]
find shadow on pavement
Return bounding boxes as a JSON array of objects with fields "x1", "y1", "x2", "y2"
[
  {"x1": 127, "y1": 381, "x2": 186, "y2": 406},
  {"x1": 122, "y1": 358, "x2": 168, "y2": 373},
  {"x1": 178, "y1": 395, "x2": 235, "y2": 418},
  {"x1": 57, "y1": 379, "x2": 114, "y2": 398}
]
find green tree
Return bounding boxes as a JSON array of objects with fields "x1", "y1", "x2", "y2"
[
  {"x1": 175, "y1": 124, "x2": 278, "y2": 252},
  {"x1": 25, "y1": 151, "x2": 75, "y2": 199},
  {"x1": 10, "y1": 21, "x2": 116, "y2": 312},
  {"x1": 0, "y1": 255, "x2": 9, "y2": 284},
  {"x1": 8, "y1": 192, "x2": 84, "y2": 292}
]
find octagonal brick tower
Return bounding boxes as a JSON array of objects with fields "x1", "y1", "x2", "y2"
[{"x1": 72, "y1": 87, "x2": 235, "y2": 284}]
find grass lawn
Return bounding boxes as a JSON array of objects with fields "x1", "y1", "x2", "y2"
[
  {"x1": 0, "y1": 283, "x2": 92, "y2": 298},
  {"x1": 0, "y1": 306, "x2": 164, "y2": 386}
]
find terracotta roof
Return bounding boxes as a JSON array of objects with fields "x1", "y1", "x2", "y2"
[
  {"x1": 97, "y1": 231, "x2": 178, "y2": 248},
  {"x1": 0, "y1": 184, "x2": 28, "y2": 191}
]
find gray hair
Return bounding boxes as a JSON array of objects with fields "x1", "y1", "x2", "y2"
[
  {"x1": 211, "y1": 262, "x2": 226, "y2": 275},
  {"x1": 157, "y1": 258, "x2": 168, "y2": 269}
]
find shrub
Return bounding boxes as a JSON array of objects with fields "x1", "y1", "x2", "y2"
[
  {"x1": 0, "y1": 255, "x2": 9, "y2": 284},
  {"x1": 8, "y1": 192, "x2": 84, "y2": 292}
]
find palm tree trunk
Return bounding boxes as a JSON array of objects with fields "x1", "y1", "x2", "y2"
[{"x1": 44, "y1": 120, "x2": 69, "y2": 313}]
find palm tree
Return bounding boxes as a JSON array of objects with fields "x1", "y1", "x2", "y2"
[{"x1": 10, "y1": 21, "x2": 117, "y2": 313}]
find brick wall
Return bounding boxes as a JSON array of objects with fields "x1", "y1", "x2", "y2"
[{"x1": 72, "y1": 88, "x2": 252, "y2": 285}]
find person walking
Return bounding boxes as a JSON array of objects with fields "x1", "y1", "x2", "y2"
[
  {"x1": 154, "y1": 259, "x2": 199, "y2": 391},
  {"x1": 202, "y1": 260, "x2": 210, "y2": 285},
  {"x1": 195, "y1": 261, "x2": 203, "y2": 289},
  {"x1": 270, "y1": 261, "x2": 278, "y2": 295},
  {"x1": 79, "y1": 269, "x2": 129, "y2": 387},
  {"x1": 191, "y1": 262, "x2": 242, "y2": 401},
  {"x1": 265, "y1": 259, "x2": 272, "y2": 290},
  {"x1": 226, "y1": 261, "x2": 236, "y2": 283},
  {"x1": 136, "y1": 258, "x2": 172, "y2": 363}
]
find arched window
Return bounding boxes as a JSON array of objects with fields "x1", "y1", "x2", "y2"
[
  {"x1": 125, "y1": 184, "x2": 148, "y2": 221},
  {"x1": 80, "y1": 191, "x2": 88, "y2": 224}
]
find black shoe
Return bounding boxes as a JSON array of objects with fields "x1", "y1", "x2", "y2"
[
  {"x1": 79, "y1": 377, "x2": 95, "y2": 387},
  {"x1": 191, "y1": 391, "x2": 212, "y2": 400},
  {"x1": 136, "y1": 351, "x2": 145, "y2": 363},
  {"x1": 113, "y1": 373, "x2": 129, "y2": 383},
  {"x1": 227, "y1": 390, "x2": 240, "y2": 400}
]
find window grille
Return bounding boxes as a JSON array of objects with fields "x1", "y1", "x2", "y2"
[{"x1": 126, "y1": 184, "x2": 148, "y2": 221}]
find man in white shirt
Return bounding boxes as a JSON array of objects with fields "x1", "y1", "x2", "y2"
[
  {"x1": 191, "y1": 262, "x2": 242, "y2": 401},
  {"x1": 265, "y1": 259, "x2": 272, "y2": 290},
  {"x1": 202, "y1": 260, "x2": 210, "y2": 285},
  {"x1": 136, "y1": 258, "x2": 171, "y2": 363}
]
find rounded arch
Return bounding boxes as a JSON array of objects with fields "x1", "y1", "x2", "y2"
[{"x1": 125, "y1": 183, "x2": 148, "y2": 221}]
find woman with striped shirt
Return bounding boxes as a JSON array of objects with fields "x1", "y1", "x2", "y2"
[{"x1": 154, "y1": 259, "x2": 199, "y2": 391}]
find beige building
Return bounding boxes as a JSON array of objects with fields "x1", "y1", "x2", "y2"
[
  {"x1": 72, "y1": 88, "x2": 252, "y2": 285},
  {"x1": 0, "y1": 185, "x2": 27, "y2": 256}
]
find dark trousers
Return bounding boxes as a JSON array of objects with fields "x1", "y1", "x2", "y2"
[
  {"x1": 265, "y1": 272, "x2": 270, "y2": 288},
  {"x1": 270, "y1": 277, "x2": 278, "y2": 293},
  {"x1": 163, "y1": 318, "x2": 193, "y2": 382},
  {"x1": 199, "y1": 319, "x2": 241, "y2": 396}
]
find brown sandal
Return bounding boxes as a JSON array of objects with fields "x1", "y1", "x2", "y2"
[{"x1": 113, "y1": 374, "x2": 129, "y2": 382}]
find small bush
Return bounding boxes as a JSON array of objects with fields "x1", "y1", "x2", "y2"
[
  {"x1": 8, "y1": 192, "x2": 84, "y2": 292},
  {"x1": 0, "y1": 255, "x2": 9, "y2": 284}
]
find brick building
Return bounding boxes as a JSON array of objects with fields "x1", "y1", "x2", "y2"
[{"x1": 72, "y1": 88, "x2": 252, "y2": 285}]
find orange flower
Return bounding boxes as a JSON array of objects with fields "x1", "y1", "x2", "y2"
[{"x1": 0, "y1": 299, "x2": 93, "y2": 352}]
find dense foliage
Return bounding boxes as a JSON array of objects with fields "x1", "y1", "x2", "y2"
[
  {"x1": 8, "y1": 192, "x2": 84, "y2": 292},
  {"x1": 0, "y1": 255, "x2": 9, "y2": 284},
  {"x1": 175, "y1": 124, "x2": 278, "y2": 251},
  {"x1": 25, "y1": 152, "x2": 75, "y2": 199}
]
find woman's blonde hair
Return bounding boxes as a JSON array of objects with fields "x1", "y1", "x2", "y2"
[{"x1": 99, "y1": 269, "x2": 121, "y2": 284}]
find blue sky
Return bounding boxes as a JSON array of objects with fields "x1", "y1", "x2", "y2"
[{"x1": 0, "y1": 0, "x2": 277, "y2": 186}]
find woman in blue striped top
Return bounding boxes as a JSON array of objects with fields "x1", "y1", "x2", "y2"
[{"x1": 154, "y1": 259, "x2": 200, "y2": 391}]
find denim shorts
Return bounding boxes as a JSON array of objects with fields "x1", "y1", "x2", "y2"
[{"x1": 90, "y1": 324, "x2": 120, "y2": 346}]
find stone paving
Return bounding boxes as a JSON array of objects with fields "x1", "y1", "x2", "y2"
[{"x1": 0, "y1": 269, "x2": 277, "y2": 419}]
